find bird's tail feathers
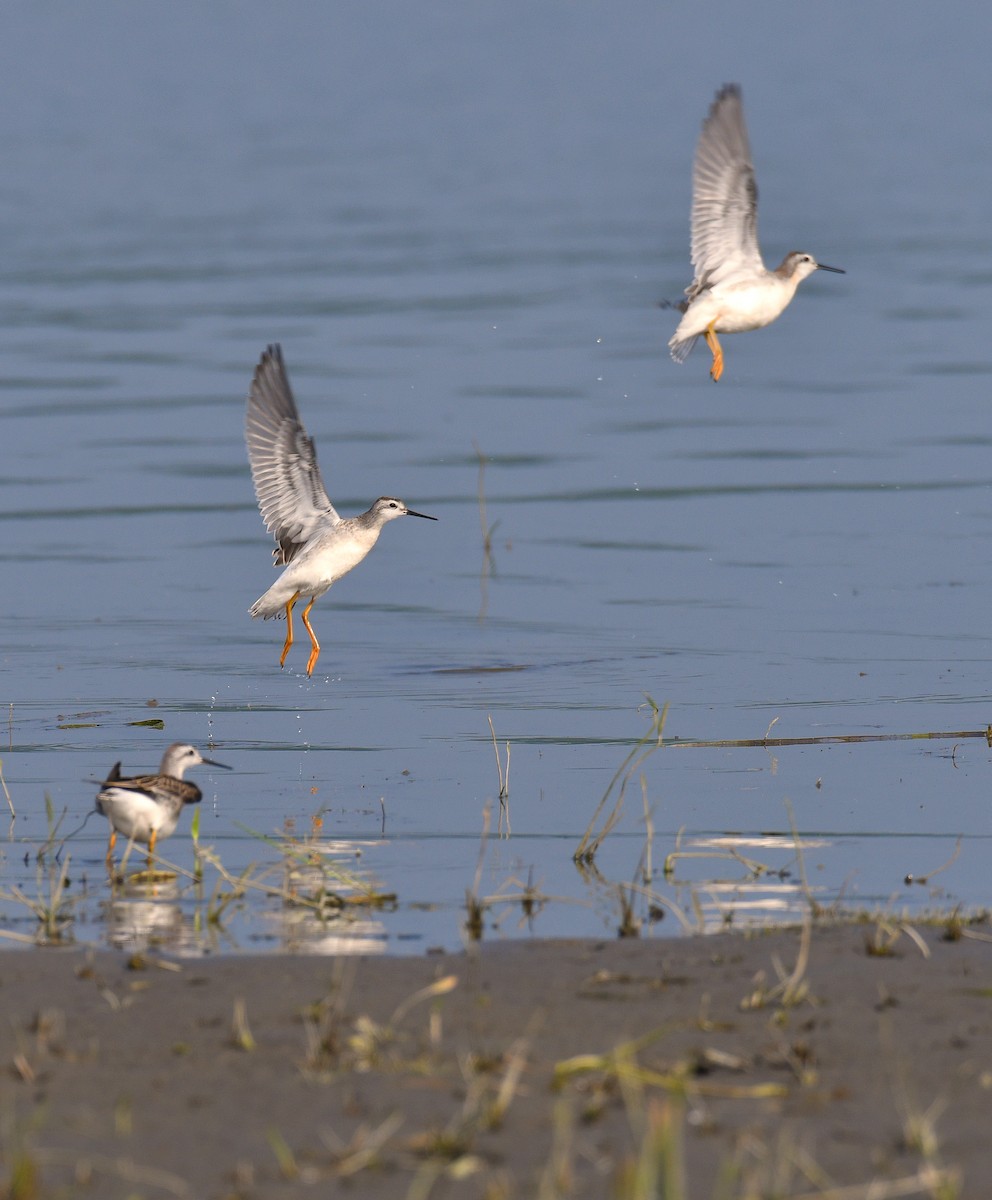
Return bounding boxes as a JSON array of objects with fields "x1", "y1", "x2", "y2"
[
  {"x1": 668, "y1": 334, "x2": 698, "y2": 364},
  {"x1": 249, "y1": 596, "x2": 286, "y2": 620}
]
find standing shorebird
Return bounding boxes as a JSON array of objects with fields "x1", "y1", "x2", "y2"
[
  {"x1": 668, "y1": 84, "x2": 844, "y2": 381},
  {"x1": 246, "y1": 344, "x2": 437, "y2": 677},
  {"x1": 96, "y1": 742, "x2": 230, "y2": 869}
]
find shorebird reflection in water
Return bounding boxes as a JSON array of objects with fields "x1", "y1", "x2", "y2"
[
  {"x1": 668, "y1": 84, "x2": 844, "y2": 381},
  {"x1": 96, "y1": 742, "x2": 230, "y2": 869},
  {"x1": 246, "y1": 344, "x2": 437, "y2": 677}
]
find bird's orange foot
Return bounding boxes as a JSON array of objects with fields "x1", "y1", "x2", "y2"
[
  {"x1": 279, "y1": 592, "x2": 300, "y2": 668},
  {"x1": 704, "y1": 324, "x2": 724, "y2": 382},
  {"x1": 301, "y1": 598, "x2": 320, "y2": 677}
]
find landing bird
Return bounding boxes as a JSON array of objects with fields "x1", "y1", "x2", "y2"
[
  {"x1": 668, "y1": 84, "x2": 844, "y2": 381},
  {"x1": 96, "y1": 742, "x2": 230, "y2": 868},
  {"x1": 245, "y1": 344, "x2": 437, "y2": 677}
]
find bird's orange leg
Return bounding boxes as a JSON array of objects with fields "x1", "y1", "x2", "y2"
[
  {"x1": 704, "y1": 323, "x2": 724, "y2": 382},
  {"x1": 105, "y1": 829, "x2": 116, "y2": 868},
  {"x1": 301, "y1": 597, "x2": 321, "y2": 677},
  {"x1": 147, "y1": 829, "x2": 157, "y2": 868},
  {"x1": 280, "y1": 592, "x2": 301, "y2": 667}
]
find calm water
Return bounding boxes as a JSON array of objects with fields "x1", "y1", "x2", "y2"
[{"x1": 2, "y1": 2, "x2": 992, "y2": 953}]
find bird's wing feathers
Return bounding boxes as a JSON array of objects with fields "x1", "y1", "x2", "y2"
[
  {"x1": 688, "y1": 84, "x2": 763, "y2": 298},
  {"x1": 245, "y1": 344, "x2": 341, "y2": 568},
  {"x1": 100, "y1": 773, "x2": 201, "y2": 804}
]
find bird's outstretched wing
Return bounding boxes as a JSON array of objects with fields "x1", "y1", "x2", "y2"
[
  {"x1": 687, "y1": 84, "x2": 763, "y2": 301},
  {"x1": 245, "y1": 344, "x2": 341, "y2": 567}
]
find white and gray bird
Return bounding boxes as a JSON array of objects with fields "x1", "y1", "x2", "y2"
[
  {"x1": 668, "y1": 84, "x2": 844, "y2": 381},
  {"x1": 246, "y1": 344, "x2": 437, "y2": 677},
  {"x1": 96, "y1": 742, "x2": 230, "y2": 868}
]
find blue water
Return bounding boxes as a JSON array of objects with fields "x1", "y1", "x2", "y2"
[{"x1": 2, "y1": 1, "x2": 992, "y2": 953}]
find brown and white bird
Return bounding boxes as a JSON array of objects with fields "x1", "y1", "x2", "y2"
[{"x1": 96, "y1": 742, "x2": 230, "y2": 868}]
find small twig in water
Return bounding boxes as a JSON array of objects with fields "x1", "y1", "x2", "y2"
[
  {"x1": 0, "y1": 757, "x2": 14, "y2": 818},
  {"x1": 487, "y1": 714, "x2": 511, "y2": 836},
  {"x1": 785, "y1": 798, "x2": 821, "y2": 918},
  {"x1": 905, "y1": 837, "x2": 962, "y2": 887},
  {"x1": 465, "y1": 801, "x2": 493, "y2": 941},
  {"x1": 575, "y1": 698, "x2": 668, "y2": 863},
  {"x1": 639, "y1": 775, "x2": 654, "y2": 885},
  {"x1": 665, "y1": 725, "x2": 992, "y2": 750},
  {"x1": 474, "y1": 440, "x2": 500, "y2": 622}
]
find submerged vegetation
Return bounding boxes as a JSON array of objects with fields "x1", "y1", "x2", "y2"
[{"x1": 0, "y1": 702, "x2": 989, "y2": 952}]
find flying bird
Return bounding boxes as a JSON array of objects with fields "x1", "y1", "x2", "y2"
[
  {"x1": 246, "y1": 344, "x2": 437, "y2": 677},
  {"x1": 668, "y1": 84, "x2": 844, "y2": 381}
]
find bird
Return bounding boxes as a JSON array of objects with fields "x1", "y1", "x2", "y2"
[
  {"x1": 96, "y1": 742, "x2": 230, "y2": 869},
  {"x1": 245, "y1": 344, "x2": 437, "y2": 677},
  {"x1": 668, "y1": 83, "x2": 844, "y2": 381}
]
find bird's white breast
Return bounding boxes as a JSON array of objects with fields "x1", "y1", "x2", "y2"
[
  {"x1": 98, "y1": 790, "x2": 176, "y2": 842},
  {"x1": 292, "y1": 527, "x2": 380, "y2": 589},
  {"x1": 679, "y1": 275, "x2": 799, "y2": 338}
]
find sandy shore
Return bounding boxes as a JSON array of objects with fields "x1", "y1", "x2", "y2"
[{"x1": 1, "y1": 923, "x2": 988, "y2": 1198}]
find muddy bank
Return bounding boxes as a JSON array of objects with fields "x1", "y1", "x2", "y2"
[{"x1": 0, "y1": 923, "x2": 987, "y2": 1197}]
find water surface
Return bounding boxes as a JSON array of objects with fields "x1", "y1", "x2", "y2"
[{"x1": 2, "y1": 2, "x2": 992, "y2": 953}]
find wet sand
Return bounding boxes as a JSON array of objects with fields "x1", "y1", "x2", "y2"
[{"x1": 1, "y1": 923, "x2": 988, "y2": 1198}]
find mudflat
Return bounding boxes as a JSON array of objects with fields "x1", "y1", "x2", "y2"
[{"x1": 1, "y1": 923, "x2": 987, "y2": 1198}]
